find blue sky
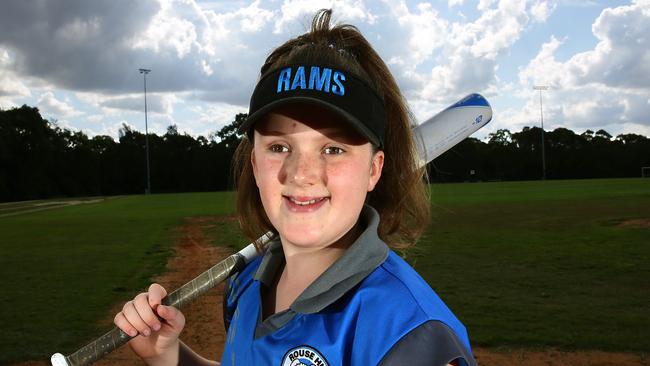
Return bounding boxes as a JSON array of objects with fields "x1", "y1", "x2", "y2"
[{"x1": 1, "y1": 0, "x2": 648, "y2": 141}]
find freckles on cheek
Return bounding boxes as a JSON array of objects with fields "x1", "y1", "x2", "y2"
[
  {"x1": 327, "y1": 163, "x2": 369, "y2": 191},
  {"x1": 258, "y1": 156, "x2": 284, "y2": 183}
]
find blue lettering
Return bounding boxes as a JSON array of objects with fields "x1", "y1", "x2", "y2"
[
  {"x1": 309, "y1": 66, "x2": 332, "y2": 92},
  {"x1": 291, "y1": 66, "x2": 307, "y2": 90},
  {"x1": 277, "y1": 68, "x2": 291, "y2": 93},
  {"x1": 332, "y1": 71, "x2": 346, "y2": 96},
  {"x1": 277, "y1": 66, "x2": 346, "y2": 96}
]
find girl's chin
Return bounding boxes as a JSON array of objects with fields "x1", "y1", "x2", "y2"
[{"x1": 279, "y1": 229, "x2": 330, "y2": 248}]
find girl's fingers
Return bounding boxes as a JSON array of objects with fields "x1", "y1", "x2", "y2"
[
  {"x1": 156, "y1": 304, "x2": 185, "y2": 331},
  {"x1": 133, "y1": 292, "x2": 162, "y2": 331},
  {"x1": 122, "y1": 300, "x2": 152, "y2": 337},
  {"x1": 112, "y1": 283, "x2": 176, "y2": 339},
  {"x1": 147, "y1": 283, "x2": 168, "y2": 308},
  {"x1": 114, "y1": 311, "x2": 138, "y2": 337}
]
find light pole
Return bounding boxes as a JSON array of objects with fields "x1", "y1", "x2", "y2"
[
  {"x1": 533, "y1": 85, "x2": 549, "y2": 180},
  {"x1": 139, "y1": 68, "x2": 152, "y2": 194}
]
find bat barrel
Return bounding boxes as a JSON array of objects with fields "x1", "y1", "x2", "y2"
[{"x1": 413, "y1": 93, "x2": 492, "y2": 166}]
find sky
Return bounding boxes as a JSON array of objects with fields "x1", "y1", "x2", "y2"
[{"x1": 0, "y1": 0, "x2": 648, "y2": 141}]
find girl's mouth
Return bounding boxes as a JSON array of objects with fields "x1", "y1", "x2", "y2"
[
  {"x1": 284, "y1": 196, "x2": 328, "y2": 212},
  {"x1": 289, "y1": 197, "x2": 325, "y2": 205}
]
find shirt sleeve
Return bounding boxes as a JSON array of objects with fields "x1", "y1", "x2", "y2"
[{"x1": 377, "y1": 320, "x2": 478, "y2": 366}]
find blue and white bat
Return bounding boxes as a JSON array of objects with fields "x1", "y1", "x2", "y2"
[{"x1": 413, "y1": 93, "x2": 492, "y2": 167}]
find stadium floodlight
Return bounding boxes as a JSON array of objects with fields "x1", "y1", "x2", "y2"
[
  {"x1": 139, "y1": 68, "x2": 152, "y2": 194},
  {"x1": 534, "y1": 85, "x2": 549, "y2": 180}
]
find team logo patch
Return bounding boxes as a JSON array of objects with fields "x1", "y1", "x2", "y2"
[{"x1": 281, "y1": 345, "x2": 330, "y2": 366}]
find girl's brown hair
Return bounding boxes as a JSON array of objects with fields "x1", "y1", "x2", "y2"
[{"x1": 234, "y1": 9, "x2": 430, "y2": 248}]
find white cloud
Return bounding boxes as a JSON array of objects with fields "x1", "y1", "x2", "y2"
[
  {"x1": 36, "y1": 92, "x2": 82, "y2": 118},
  {"x1": 273, "y1": 0, "x2": 375, "y2": 34},
  {"x1": 403, "y1": 0, "x2": 532, "y2": 110},
  {"x1": 478, "y1": 0, "x2": 497, "y2": 11},
  {"x1": 99, "y1": 93, "x2": 176, "y2": 115},
  {"x1": 395, "y1": 2, "x2": 448, "y2": 62},
  {"x1": 0, "y1": 48, "x2": 31, "y2": 101},
  {"x1": 518, "y1": 35, "x2": 565, "y2": 87},
  {"x1": 516, "y1": 1, "x2": 650, "y2": 134},
  {"x1": 618, "y1": 122, "x2": 650, "y2": 138},
  {"x1": 530, "y1": 0, "x2": 557, "y2": 23},
  {"x1": 131, "y1": 1, "x2": 199, "y2": 59},
  {"x1": 465, "y1": 0, "x2": 529, "y2": 60},
  {"x1": 567, "y1": 1, "x2": 650, "y2": 90},
  {"x1": 190, "y1": 102, "x2": 246, "y2": 131}
]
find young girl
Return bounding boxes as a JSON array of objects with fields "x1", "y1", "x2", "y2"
[{"x1": 114, "y1": 10, "x2": 477, "y2": 366}]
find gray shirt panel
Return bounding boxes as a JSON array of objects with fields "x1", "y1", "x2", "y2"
[
  {"x1": 249, "y1": 205, "x2": 389, "y2": 338},
  {"x1": 378, "y1": 320, "x2": 478, "y2": 366}
]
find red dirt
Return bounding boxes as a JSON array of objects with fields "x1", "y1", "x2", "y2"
[
  {"x1": 473, "y1": 348, "x2": 647, "y2": 366},
  {"x1": 95, "y1": 216, "x2": 234, "y2": 365},
  {"x1": 617, "y1": 218, "x2": 650, "y2": 229},
  {"x1": 15, "y1": 216, "x2": 648, "y2": 365}
]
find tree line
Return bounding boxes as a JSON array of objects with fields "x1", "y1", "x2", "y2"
[
  {"x1": 430, "y1": 126, "x2": 650, "y2": 182},
  {"x1": 1, "y1": 105, "x2": 649, "y2": 202}
]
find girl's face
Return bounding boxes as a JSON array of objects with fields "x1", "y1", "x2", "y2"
[{"x1": 251, "y1": 104, "x2": 384, "y2": 252}]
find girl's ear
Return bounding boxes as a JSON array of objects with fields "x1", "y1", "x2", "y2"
[
  {"x1": 250, "y1": 148, "x2": 260, "y2": 188},
  {"x1": 367, "y1": 150, "x2": 384, "y2": 192}
]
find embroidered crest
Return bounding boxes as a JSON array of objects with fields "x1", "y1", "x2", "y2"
[{"x1": 281, "y1": 345, "x2": 330, "y2": 366}]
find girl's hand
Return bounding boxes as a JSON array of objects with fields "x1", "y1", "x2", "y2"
[{"x1": 114, "y1": 283, "x2": 186, "y2": 364}]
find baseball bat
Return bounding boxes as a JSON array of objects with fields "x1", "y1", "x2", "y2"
[
  {"x1": 51, "y1": 93, "x2": 492, "y2": 366},
  {"x1": 413, "y1": 93, "x2": 492, "y2": 165}
]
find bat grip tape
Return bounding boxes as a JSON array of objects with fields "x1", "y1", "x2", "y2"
[{"x1": 51, "y1": 253, "x2": 247, "y2": 366}]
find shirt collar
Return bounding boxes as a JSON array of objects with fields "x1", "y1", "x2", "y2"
[{"x1": 253, "y1": 205, "x2": 389, "y2": 314}]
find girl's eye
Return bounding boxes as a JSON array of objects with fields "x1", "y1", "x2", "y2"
[
  {"x1": 323, "y1": 146, "x2": 345, "y2": 155},
  {"x1": 269, "y1": 144, "x2": 289, "y2": 153}
]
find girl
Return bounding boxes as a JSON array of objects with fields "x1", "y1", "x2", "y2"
[{"x1": 114, "y1": 9, "x2": 477, "y2": 366}]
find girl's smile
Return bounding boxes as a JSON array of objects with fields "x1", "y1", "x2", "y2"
[
  {"x1": 283, "y1": 195, "x2": 328, "y2": 212},
  {"x1": 251, "y1": 104, "x2": 384, "y2": 254}
]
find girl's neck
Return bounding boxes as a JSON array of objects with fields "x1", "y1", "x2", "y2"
[{"x1": 270, "y1": 223, "x2": 362, "y2": 315}]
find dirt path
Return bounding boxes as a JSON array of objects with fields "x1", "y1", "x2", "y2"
[
  {"x1": 0, "y1": 198, "x2": 105, "y2": 218},
  {"x1": 15, "y1": 216, "x2": 232, "y2": 366},
  {"x1": 473, "y1": 348, "x2": 647, "y2": 366},
  {"x1": 91, "y1": 216, "x2": 233, "y2": 365},
  {"x1": 16, "y1": 216, "x2": 648, "y2": 365}
]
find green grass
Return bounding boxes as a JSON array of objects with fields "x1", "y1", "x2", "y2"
[
  {"x1": 1, "y1": 178, "x2": 649, "y2": 363},
  {"x1": 0, "y1": 192, "x2": 239, "y2": 364},
  {"x1": 412, "y1": 178, "x2": 650, "y2": 352}
]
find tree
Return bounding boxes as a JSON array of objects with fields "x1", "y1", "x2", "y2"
[
  {"x1": 487, "y1": 129, "x2": 513, "y2": 146},
  {"x1": 616, "y1": 133, "x2": 648, "y2": 145},
  {"x1": 595, "y1": 129, "x2": 613, "y2": 140},
  {"x1": 216, "y1": 113, "x2": 247, "y2": 149}
]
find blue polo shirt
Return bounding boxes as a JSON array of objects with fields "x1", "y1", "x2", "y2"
[{"x1": 222, "y1": 206, "x2": 477, "y2": 366}]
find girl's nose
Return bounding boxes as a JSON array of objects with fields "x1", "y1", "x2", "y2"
[{"x1": 284, "y1": 151, "x2": 324, "y2": 186}]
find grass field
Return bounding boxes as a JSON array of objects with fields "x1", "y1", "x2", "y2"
[
  {"x1": 0, "y1": 192, "x2": 238, "y2": 363},
  {"x1": 0, "y1": 178, "x2": 648, "y2": 363},
  {"x1": 417, "y1": 179, "x2": 650, "y2": 352}
]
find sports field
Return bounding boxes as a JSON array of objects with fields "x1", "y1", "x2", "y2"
[{"x1": 0, "y1": 178, "x2": 648, "y2": 364}]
